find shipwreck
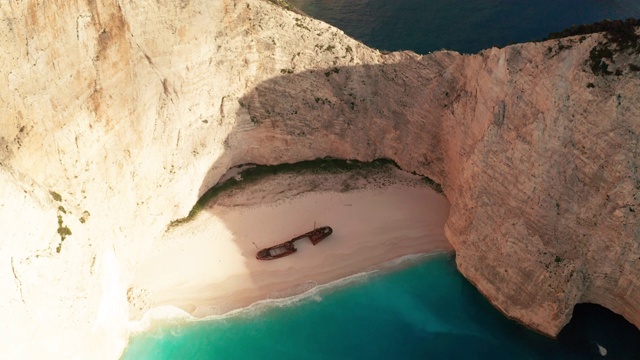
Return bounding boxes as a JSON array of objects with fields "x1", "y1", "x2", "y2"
[{"x1": 256, "y1": 226, "x2": 333, "y2": 260}]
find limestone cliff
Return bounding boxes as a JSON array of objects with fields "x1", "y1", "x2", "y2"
[
  {"x1": 232, "y1": 22, "x2": 640, "y2": 337},
  {"x1": 0, "y1": 0, "x2": 638, "y2": 358}
]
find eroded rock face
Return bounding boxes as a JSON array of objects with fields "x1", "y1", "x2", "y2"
[
  {"x1": 234, "y1": 29, "x2": 640, "y2": 337},
  {"x1": 0, "y1": 0, "x2": 638, "y2": 358},
  {"x1": 444, "y1": 43, "x2": 640, "y2": 336}
]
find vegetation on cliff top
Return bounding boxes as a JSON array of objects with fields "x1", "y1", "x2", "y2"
[
  {"x1": 56, "y1": 214, "x2": 71, "y2": 253},
  {"x1": 544, "y1": 18, "x2": 640, "y2": 42},
  {"x1": 544, "y1": 18, "x2": 640, "y2": 76}
]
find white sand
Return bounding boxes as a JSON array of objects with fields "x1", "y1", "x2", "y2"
[{"x1": 128, "y1": 169, "x2": 451, "y2": 323}]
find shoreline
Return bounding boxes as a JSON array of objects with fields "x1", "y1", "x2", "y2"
[
  {"x1": 128, "y1": 250, "x2": 453, "y2": 334},
  {"x1": 126, "y1": 167, "x2": 452, "y2": 333}
]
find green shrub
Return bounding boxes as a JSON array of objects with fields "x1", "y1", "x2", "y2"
[
  {"x1": 544, "y1": 18, "x2": 640, "y2": 42},
  {"x1": 50, "y1": 191, "x2": 62, "y2": 202},
  {"x1": 423, "y1": 176, "x2": 444, "y2": 193},
  {"x1": 542, "y1": 18, "x2": 640, "y2": 76},
  {"x1": 589, "y1": 46, "x2": 614, "y2": 75},
  {"x1": 170, "y1": 158, "x2": 407, "y2": 226},
  {"x1": 169, "y1": 158, "x2": 447, "y2": 227},
  {"x1": 266, "y1": 0, "x2": 299, "y2": 13},
  {"x1": 55, "y1": 214, "x2": 72, "y2": 253}
]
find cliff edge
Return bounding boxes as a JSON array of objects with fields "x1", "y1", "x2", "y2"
[{"x1": 1, "y1": 0, "x2": 638, "y2": 358}]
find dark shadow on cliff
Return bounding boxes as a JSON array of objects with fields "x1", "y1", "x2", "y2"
[
  {"x1": 197, "y1": 53, "x2": 465, "y2": 201},
  {"x1": 178, "y1": 44, "x2": 640, "y2": 350},
  {"x1": 185, "y1": 57, "x2": 460, "y2": 314},
  {"x1": 557, "y1": 303, "x2": 640, "y2": 358}
]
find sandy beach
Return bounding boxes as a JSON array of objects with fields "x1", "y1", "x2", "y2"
[{"x1": 127, "y1": 168, "x2": 451, "y2": 326}]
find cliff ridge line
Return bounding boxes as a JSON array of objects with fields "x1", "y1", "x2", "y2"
[{"x1": 1, "y1": 0, "x2": 639, "y2": 358}]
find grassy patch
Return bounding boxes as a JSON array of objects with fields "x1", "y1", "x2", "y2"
[
  {"x1": 544, "y1": 18, "x2": 640, "y2": 42},
  {"x1": 423, "y1": 176, "x2": 443, "y2": 193},
  {"x1": 589, "y1": 46, "x2": 615, "y2": 75},
  {"x1": 541, "y1": 18, "x2": 640, "y2": 76},
  {"x1": 587, "y1": 19, "x2": 639, "y2": 76},
  {"x1": 294, "y1": 17, "x2": 311, "y2": 31},
  {"x1": 50, "y1": 191, "x2": 62, "y2": 202},
  {"x1": 169, "y1": 158, "x2": 444, "y2": 227},
  {"x1": 56, "y1": 214, "x2": 72, "y2": 253},
  {"x1": 324, "y1": 67, "x2": 340, "y2": 77}
]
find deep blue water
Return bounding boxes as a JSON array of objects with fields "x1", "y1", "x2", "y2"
[
  {"x1": 122, "y1": 2, "x2": 640, "y2": 359},
  {"x1": 122, "y1": 254, "x2": 640, "y2": 359},
  {"x1": 288, "y1": 0, "x2": 640, "y2": 54}
]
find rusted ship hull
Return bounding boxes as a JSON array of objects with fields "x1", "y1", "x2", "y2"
[
  {"x1": 256, "y1": 226, "x2": 333, "y2": 260},
  {"x1": 256, "y1": 241, "x2": 297, "y2": 260}
]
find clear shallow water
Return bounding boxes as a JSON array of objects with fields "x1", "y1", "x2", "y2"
[
  {"x1": 122, "y1": 254, "x2": 640, "y2": 359},
  {"x1": 288, "y1": 0, "x2": 640, "y2": 54}
]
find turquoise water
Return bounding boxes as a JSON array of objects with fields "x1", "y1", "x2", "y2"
[
  {"x1": 122, "y1": 2, "x2": 640, "y2": 359},
  {"x1": 288, "y1": 0, "x2": 640, "y2": 54},
  {"x1": 122, "y1": 254, "x2": 640, "y2": 359}
]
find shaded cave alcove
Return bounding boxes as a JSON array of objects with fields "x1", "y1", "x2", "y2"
[{"x1": 556, "y1": 303, "x2": 640, "y2": 358}]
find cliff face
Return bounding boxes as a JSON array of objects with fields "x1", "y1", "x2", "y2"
[
  {"x1": 234, "y1": 29, "x2": 640, "y2": 337},
  {"x1": 445, "y1": 43, "x2": 640, "y2": 335},
  {"x1": 1, "y1": 0, "x2": 638, "y2": 358},
  {"x1": 0, "y1": 1, "x2": 381, "y2": 358}
]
